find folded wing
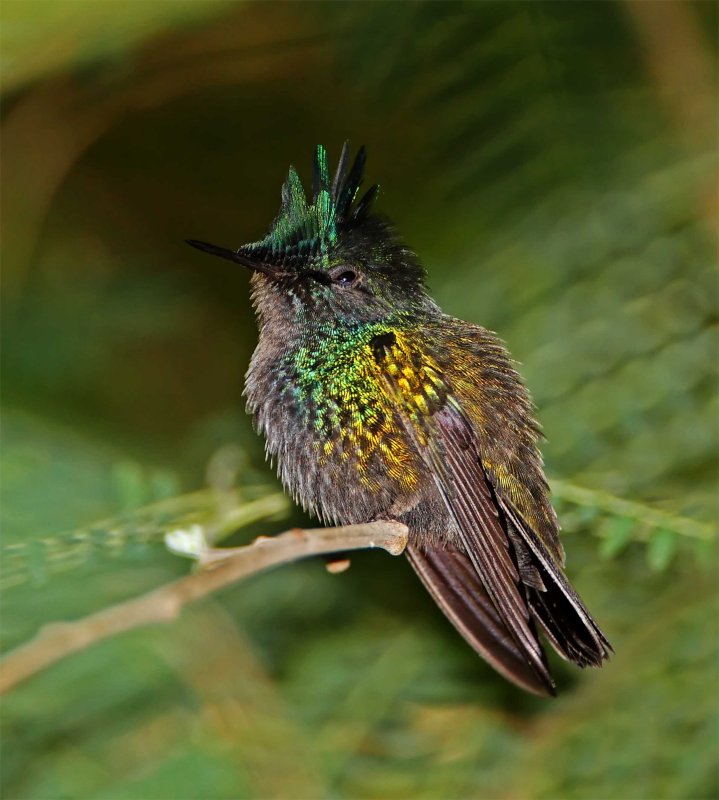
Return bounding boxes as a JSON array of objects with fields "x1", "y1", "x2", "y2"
[{"x1": 401, "y1": 398, "x2": 611, "y2": 690}]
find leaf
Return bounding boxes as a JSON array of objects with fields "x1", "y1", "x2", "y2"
[
  {"x1": 599, "y1": 516, "x2": 636, "y2": 560},
  {"x1": 646, "y1": 527, "x2": 679, "y2": 572},
  {"x1": 111, "y1": 460, "x2": 151, "y2": 512}
]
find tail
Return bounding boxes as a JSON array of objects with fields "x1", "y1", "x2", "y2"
[
  {"x1": 407, "y1": 538, "x2": 611, "y2": 695},
  {"x1": 501, "y1": 509, "x2": 613, "y2": 670},
  {"x1": 406, "y1": 543, "x2": 556, "y2": 696}
]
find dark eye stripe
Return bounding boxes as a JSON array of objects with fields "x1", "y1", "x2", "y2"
[{"x1": 303, "y1": 269, "x2": 332, "y2": 285}]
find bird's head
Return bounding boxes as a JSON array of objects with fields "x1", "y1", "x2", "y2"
[{"x1": 187, "y1": 143, "x2": 435, "y2": 327}]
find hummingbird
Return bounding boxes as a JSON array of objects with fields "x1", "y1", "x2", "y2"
[{"x1": 187, "y1": 143, "x2": 611, "y2": 696}]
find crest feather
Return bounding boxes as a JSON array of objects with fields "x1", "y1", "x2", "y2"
[{"x1": 239, "y1": 142, "x2": 378, "y2": 267}]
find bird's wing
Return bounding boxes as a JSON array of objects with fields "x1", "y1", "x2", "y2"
[
  {"x1": 436, "y1": 320, "x2": 567, "y2": 566},
  {"x1": 410, "y1": 398, "x2": 555, "y2": 692},
  {"x1": 405, "y1": 398, "x2": 610, "y2": 683},
  {"x1": 373, "y1": 329, "x2": 609, "y2": 691},
  {"x1": 432, "y1": 322, "x2": 611, "y2": 667}
]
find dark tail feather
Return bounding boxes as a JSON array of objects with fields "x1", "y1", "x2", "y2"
[
  {"x1": 502, "y1": 515, "x2": 613, "y2": 669},
  {"x1": 523, "y1": 556, "x2": 613, "y2": 668},
  {"x1": 527, "y1": 585, "x2": 604, "y2": 667},
  {"x1": 406, "y1": 543, "x2": 556, "y2": 697}
]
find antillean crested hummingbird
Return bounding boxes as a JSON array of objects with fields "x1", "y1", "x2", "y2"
[{"x1": 187, "y1": 143, "x2": 611, "y2": 696}]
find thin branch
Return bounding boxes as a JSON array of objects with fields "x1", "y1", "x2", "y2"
[
  {"x1": 550, "y1": 479, "x2": 714, "y2": 541},
  {"x1": 0, "y1": 490, "x2": 291, "y2": 591},
  {"x1": 0, "y1": 521, "x2": 408, "y2": 695}
]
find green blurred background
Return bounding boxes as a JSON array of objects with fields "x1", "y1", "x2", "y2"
[{"x1": 1, "y1": 2, "x2": 717, "y2": 798}]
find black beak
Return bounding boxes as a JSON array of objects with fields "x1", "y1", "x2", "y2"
[{"x1": 185, "y1": 239, "x2": 283, "y2": 278}]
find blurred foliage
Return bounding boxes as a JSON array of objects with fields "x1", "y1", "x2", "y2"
[{"x1": 1, "y1": 1, "x2": 717, "y2": 798}]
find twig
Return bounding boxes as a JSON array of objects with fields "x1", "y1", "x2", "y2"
[
  {"x1": 1, "y1": 490, "x2": 291, "y2": 591},
  {"x1": 550, "y1": 479, "x2": 714, "y2": 541},
  {"x1": 0, "y1": 521, "x2": 408, "y2": 695}
]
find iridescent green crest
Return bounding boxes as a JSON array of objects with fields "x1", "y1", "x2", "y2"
[{"x1": 238, "y1": 143, "x2": 379, "y2": 269}]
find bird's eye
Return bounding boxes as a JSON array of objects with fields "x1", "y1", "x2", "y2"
[{"x1": 332, "y1": 269, "x2": 359, "y2": 288}]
